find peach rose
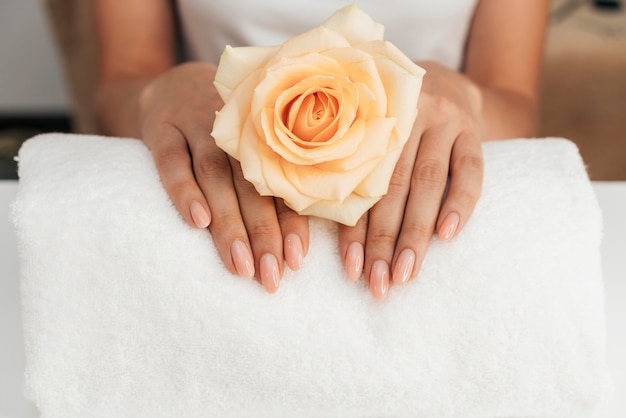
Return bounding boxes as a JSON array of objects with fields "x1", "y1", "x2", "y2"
[{"x1": 211, "y1": 4, "x2": 425, "y2": 226}]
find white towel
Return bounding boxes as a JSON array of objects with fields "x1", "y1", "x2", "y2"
[{"x1": 12, "y1": 134, "x2": 611, "y2": 418}]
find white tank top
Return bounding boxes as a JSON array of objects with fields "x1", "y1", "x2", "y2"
[{"x1": 177, "y1": 0, "x2": 478, "y2": 70}]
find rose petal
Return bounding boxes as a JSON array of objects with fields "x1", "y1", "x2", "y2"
[
  {"x1": 297, "y1": 194, "x2": 381, "y2": 226},
  {"x1": 214, "y1": 45, "x2": 279, "y2": 101},
  {"x1": 265, "y1": 26, "x2": 350, "y2": 67},
  {"x1": 322, "y1": 47, "x2": 387, "y2": 118},
  {"x1": 282, "y1": 157, "x2": 379, "y2": 202},
  {"x1": 282, "y1": 117, "x2": 396, "y2": 202},
  {"x1": 321, "y1": 4, "x2": 385, "y2": 45},
  {"x1": 237, "y1": 117, "x2": 274, "y2": 196},
  {"x1": 354, "y1": 146, "x2": 404, "y2": 197},
  {"x1": 251, "y1": 54, "x2": 346, "y2": 119},
  {"x1": 358, "y1": 41, "x2": 425, "y2": 143},
  {"x1": 315, "y1": 117, "x2": 395, "y2": 171},
  {"x1": 212, "y1": 67, "x2": 266, "y2": 159},
  {"x1": 263, "y1": 108, "x2": 365, "y2": 165},
  {"x1": 238, "y1": 117, "x2": 319, "y2": 211}
]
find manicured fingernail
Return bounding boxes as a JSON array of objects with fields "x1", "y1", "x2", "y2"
[
  {"x1": 260, "y1": 253, "x2": 280, "y2": 294},
  {"x1": 284, "y1": 233, "x2": 304, "y2": 271},
  {"x1": 393, "y1": 249, "x2": 415, "y2": 285},
  {"x1": 345, "y1": 242, "x2": 364, "y2": 281},
  {"x1": 189, "y1": 201, "x2": 211, "y2": 228},
  {"x1": 440, "y1": 212, "x2": 460, "y2": 241},
  {"x1": 231, "y1": 240, "x2": 255, "y2": 278},
  {"x1": 370, "y1": 260, "x2": 389, "y2": 300}
]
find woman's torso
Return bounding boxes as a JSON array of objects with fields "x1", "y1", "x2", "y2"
[{"x1": 177, "y1": 0, "x2": 479, "y2": 69}]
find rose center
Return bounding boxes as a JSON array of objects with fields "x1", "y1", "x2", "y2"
[{"x1": 285, "y1": 90, "x2": 339, "y2": 143}]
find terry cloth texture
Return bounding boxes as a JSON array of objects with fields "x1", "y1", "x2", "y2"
[{"x1": 12, "y1": 134, "x2": 611, "y2": 417}]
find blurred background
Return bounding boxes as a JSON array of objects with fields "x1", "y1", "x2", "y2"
[{"x1": 0, "y1": 0, "x2": 625, "y2": 180}]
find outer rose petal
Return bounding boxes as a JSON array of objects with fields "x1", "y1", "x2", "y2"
[
  {"x1": 358, "y1": 40, "x2": 425, "y2": 143},
  {"x1": 212, "y1": 67, "x2": 266, "y2": 159},
  {"x1": 321, "y1": 4, "x2": 384, "y2": 45},
  {"x1": 322, "y1": 47, "x2": 387, "y2": 118},
  {"x1": 265, "y1": 26, "x2": 350, "y2": 67},
  {"x1": 282, "y1": 158, "x2": 379, "y2": 203},
  {"x1": 354, "y1": 146, "x2": 404, "y2": 197},
  {"x1": 315, "y1": 117, "x2": 393, "y2": 171},
  {"x1": 239, "y1": 116, "x2": 318, "y2": 211},
  {"x1": 214, "y1": 45, "x2": 278, "y2": 101},
  {"x1": 298, "y1": 194, "x2": 382, "y2": 226}
]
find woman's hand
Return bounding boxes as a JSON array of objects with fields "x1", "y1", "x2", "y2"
[
  {"x1": 338, "y1": 61, "x2": 484, "y2": 300},
  {"x1": 139, "y1": 62, "x2": 309, "y2": 293}
]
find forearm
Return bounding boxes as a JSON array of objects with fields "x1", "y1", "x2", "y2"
[{"x1": 95, "y1": 78, "x2": 151, "y2": 138}]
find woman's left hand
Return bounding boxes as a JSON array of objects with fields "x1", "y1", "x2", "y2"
[{"x1": 338, "y1": 61, "x2": 485, "y2": 300}]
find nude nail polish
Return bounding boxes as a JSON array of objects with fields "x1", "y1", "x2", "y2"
[
  {"x1": 189, "y1": 201, "x2": 211, "y2": 228},
  {"x1": 231, "y1": 240, "x2": 255, "y2": 278},
  {"x1": 370, "y1": 260, "x2": 389, "y2": 300},
  {"x1": 440, "y1": 212, "x2": 460, "y2": 241},
  {"x1": 393, "y1": 249, "x2": 415, "y2": 284},
  {"x1": 260, "y1": 253, "x2": 280, "y2": 294},
  {"x1": 345, "y1": 242, "x2": 364, "y2": 281},
  {"x1": 284, "y1": 233, "x2": 304, "y2": 271}
]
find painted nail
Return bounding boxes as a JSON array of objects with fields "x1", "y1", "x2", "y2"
[
  {"x1": 284, "y1": 233, "x2": 304, "y2": 271},
  {"x1": 260, "y1": 253, "x2": 280, "y2": 294},
  {"x1": 231, "y1": 240, "x2": 255, "y2": 278},
  {"x1": 393, "y1": 249, "x2": 415, "y2": 285},
  {"x1": 440, "y1": 212, "x2": 460, "y2": 241},
  {"x1": 370, "y1": 260, "x2": 389, "y2": 300},
  {"x1": 189, "y1": 201, "x2": 211, "y2": 228},
  {"x1": 345, "y1": 242, "x2": 364, "y2": 281}
]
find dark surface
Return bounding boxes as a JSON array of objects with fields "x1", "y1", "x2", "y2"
[{"x1": 0, "y1": 114, "x2": 71, "y2": 180}]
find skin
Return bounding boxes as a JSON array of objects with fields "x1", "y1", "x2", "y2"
[{"x1": 94, "y1": 0, "x2": 549, "y2": 299}]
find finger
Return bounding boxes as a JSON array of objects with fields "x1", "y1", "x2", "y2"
[
  {"x1": 338, "y1": 213, "x2": 368, "y2": 282},
  {"x1": 187, "y1": 130, "x2": 255, "y2": 280},
  {"x1": 275, "y1": 199, "x2": 309, "y2": 272},
  {"x1": 436, "y1": 133, "x2": 483, "y2": 241},
  {"x1": 144, "y1": 121, "x2": 212, "y2": 229},
  {"x1": 392, "y1": 127, "x2": 453, "y2": 285},
  {"x1": 364, "y1": 133, "x2": 420, "y2": 299},
  {"x1": 229, "y1": 157, "x2": 284, "y2": 294}
]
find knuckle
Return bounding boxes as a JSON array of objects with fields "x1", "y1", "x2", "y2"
[
  {"x1": 453, "y1": 153, "x2": 484, "y2": 173},
  {"x1": 210, "y1": 212, "x2": 245, "y2": 240},
  {"x1": 388, "y1": 161, "x2": 413, "y2": 194},
  {"x1": 368, "y1": 228, "x2": 398, "y2": 247},
  {"x1": 154, "y1": 145, "x2": 189, "y2": 171},
  {"x1": 247, "y1": 219, "x2": 279, "y2": 242},
  {"x1": 435, "y1": 95, "x2": 455, "y2": 113},
  {"x1": 195, "y1": 153, "x2": 232, "y2": 181},
  {"x1": 414, "y1": 159, "x2": 447, "y2": 190},
  {"x1": 402, "y1": 219, "x2": 434, "y2": 240}
]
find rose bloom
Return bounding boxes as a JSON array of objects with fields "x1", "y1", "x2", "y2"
[{"x1": 211, "y1": 4, "x2": 425, "y2": 226}]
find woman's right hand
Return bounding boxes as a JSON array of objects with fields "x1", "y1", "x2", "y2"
[{"x1": 138, "y1": 62, "x2": 309, "y2": 293}]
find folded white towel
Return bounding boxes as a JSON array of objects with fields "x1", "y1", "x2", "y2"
[{"x1": 12, "y1": 134, "x2": 611, "y2": 418}]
